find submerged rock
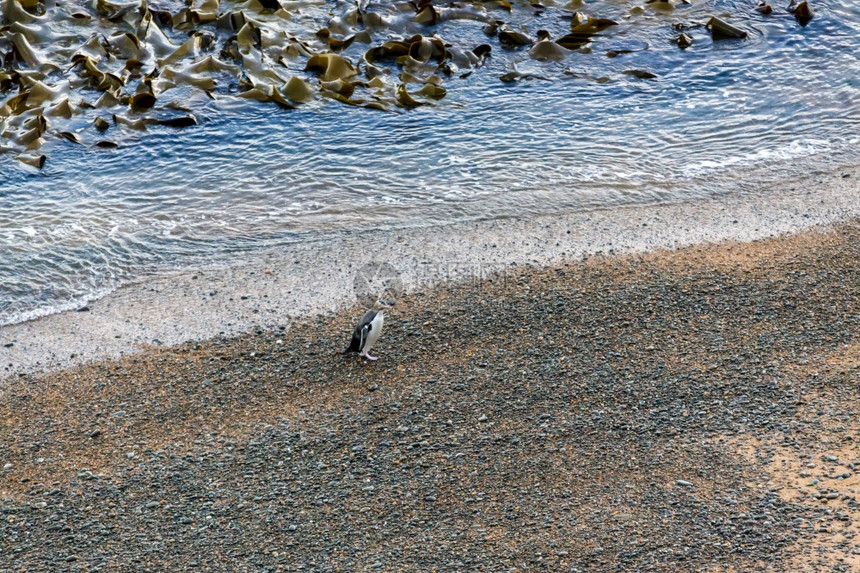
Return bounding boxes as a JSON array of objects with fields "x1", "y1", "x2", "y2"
[
  {"x1": 706, "y1": 17, "x2": 749, "y2": 40},
  {"x1": 672, "y1": 33, "x2": 694, "y2": 49},
  {"x1": 623, "y1": 69, "x2": 658, "y2": 79},
  {"x1": 789, "y1": 1, "x2": 814, "y2": 26},
  {"x1": 756, "y1": 2, "x2": 774, "y2": 14}
]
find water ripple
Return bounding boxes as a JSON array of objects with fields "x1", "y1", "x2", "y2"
[{"x1": 1, "y1": 0, "x2": 859, "y2": 324}]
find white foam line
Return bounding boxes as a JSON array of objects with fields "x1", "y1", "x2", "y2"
[
  {"x1": 680, "y1": 138, "x2": 834, "y2": 179},
  {"x1": 1, "y1": 166, "x2": 858, "y2": 384}
]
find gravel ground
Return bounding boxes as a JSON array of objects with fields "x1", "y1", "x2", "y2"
[{"x1": 1, "y1": 222, "x2": 859, "y2": 572}]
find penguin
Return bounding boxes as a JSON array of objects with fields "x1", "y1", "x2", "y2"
[{"x1": 344, "y1": 300, "x2": 393, "y2": 361}]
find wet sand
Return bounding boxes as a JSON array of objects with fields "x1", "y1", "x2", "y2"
[
  {"x1": 1, "y1": 194, "x2": 859, "y2": 570},
  {"x1": 1, "y1": 165, "x2": 859, "y2": 380}
]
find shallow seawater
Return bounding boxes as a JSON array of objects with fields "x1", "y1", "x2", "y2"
[{"x1": 1, "y1": 0, "x2": 859, "y2": 325}]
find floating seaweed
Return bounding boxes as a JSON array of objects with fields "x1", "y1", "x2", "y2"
[{"x1": 0, "y1": 0, "x2": 772, "y2": 166}]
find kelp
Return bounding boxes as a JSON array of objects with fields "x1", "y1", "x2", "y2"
[
  {"x1": 46, "y1": 98, "x2": 74, "y2": 118},
  {"x1": 56, "y1": 131, "x2": 81, "y2": 143},
  {"x1": 498, "y1": 28, "x2": 533, "y2": 48},
  {"x1": 530, "y1": 38, "x2": 570, "y2": 61},
  {"x1": 395, "y1": 83, "x2": 424, "y2": 108},
  {"x1": 570, "y1": 15, "x2": 618, "y2": 36},
  {"x1": 158, "y1": 115, "x2": 197, "y2": 127},
  {"x1": 2, "y1": 0, "x2": 37, "y2": 24},
  {"x1": 415, "y1": 83, "x2": 446, "y2": 99},
  {"x1": 14, "y1": 152, "x2": 45, "y2": 167},
  {"x1": 238, "y1": 81, "x2": 295, "y2": 108},
  {"x1": 283, "y1": 75, "x2": 314, "y2": 102},
  {"x1": 304, "y1": 52, "x2": 358, "y2": 81},
  {"x1": 0, "y1": 0, "x2": 766, "y2": 166},
  {"x1": 130, "y1": 91, "x2": 156, "y2": 112},
  {"x1": 556, "y1": 14, "x2": 618, "y2": 49},
  {"x1": 366, "y1": 40, "x2": 411, "y2": 63}
]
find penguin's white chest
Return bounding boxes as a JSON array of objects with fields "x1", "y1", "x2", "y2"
[{"x1": 363, "y1": 312, "x2": 384, "y2": 352}]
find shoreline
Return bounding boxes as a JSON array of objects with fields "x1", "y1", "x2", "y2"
[
  {"x1": 2, "y1": 164, "x2": 858, "y2": 382},
  {"x1": 1, "y1": 206, "x2": 858, "y2": 570}
]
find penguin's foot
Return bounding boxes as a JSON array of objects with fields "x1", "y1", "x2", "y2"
[{"x1": 363, "y1": 352, "x2": 378, "y2": 361}]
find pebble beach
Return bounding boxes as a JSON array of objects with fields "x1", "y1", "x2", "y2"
[
  {"x1": 2, "y1": 200, "x2": 859, "y2": 571},
  {"x1": 2, "y1": 0, "x2": 859, "y2": 568}
]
